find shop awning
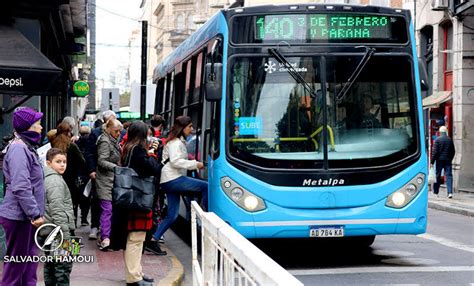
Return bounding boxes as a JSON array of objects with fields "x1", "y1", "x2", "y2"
[
  {"x1": 422, "y1": 91, "x2": 452, "y2": 109},
  {"x1": 0, "y1": 25, "x2": 62, "y2": 96}
]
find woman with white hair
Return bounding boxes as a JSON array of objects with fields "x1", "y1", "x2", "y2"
[
  {"x1": 84, "y1": 110, "x2": 117, "y2": 240},
  {"x1": 95, "y1": 119, "x2": 122, "y2": 250}
]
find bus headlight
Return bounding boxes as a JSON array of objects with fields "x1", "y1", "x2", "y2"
[
  {"x1": 231, "y1": 188, "x2": 244, "y2": 201},
  {"x1": 221, "y1": 177, "x2": 266, "y2": 212},
  {"x1": 244, "y1": 196, "x2": 259, "y2": 210},
  {"x1": 386, "y1": 173, "x2": 425, "y2": 209},
  {"x1": 390, "y1": 192, "x2": 406, "y2": 207}
]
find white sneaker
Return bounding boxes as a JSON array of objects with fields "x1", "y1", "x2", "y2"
[
  {"x1": 99, "y1": 238, "x2": 110, "y2": 250},
  {"x1": 89, "y1": 227, "x2": 98, "y2": 240},
  {"x1": 448, "y1": 194, "x2": 453, "y2": 199}
]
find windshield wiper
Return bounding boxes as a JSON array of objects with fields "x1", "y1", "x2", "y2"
[
  {"x1": 268, "y1": 48, "x2": 317, "y2": 98},
  {"x1": 336, "y1": 46, "x2": 375, "y2": 103}
]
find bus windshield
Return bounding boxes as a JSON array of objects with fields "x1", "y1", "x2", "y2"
[{"x1": 228, "y1": 55, "x2": 418, "y2": 169}]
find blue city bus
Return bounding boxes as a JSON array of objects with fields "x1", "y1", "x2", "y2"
[{"x1": 153, "y1": 4, "x2": 428, "y2": 245}]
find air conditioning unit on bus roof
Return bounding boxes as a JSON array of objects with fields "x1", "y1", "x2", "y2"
[{"x1": 431, "y1": 0, "x2": 449, "y2": 10}]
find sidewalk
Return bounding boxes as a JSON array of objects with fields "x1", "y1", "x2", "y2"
[
  {"x1": 0, "y1": 224, "x2": 185, "y2": 286},
  {"x1": 60, "y1": 225, "x2": 184, "y2": 286},
  {"x1": 428, "y1": 185, "x2": 474, "y2": 217}
]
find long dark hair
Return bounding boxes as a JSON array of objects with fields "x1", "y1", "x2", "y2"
[
  {"x1": 121, "y1": 121, "x2": 148, "y2": 165},
  {"x1": 167, "y1": 116, "x2": 192, "y2": 142},
  {"x1": 51, "y1": 122, "x2": 72, "y2": 152}
]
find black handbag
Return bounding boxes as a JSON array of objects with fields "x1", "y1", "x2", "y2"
[{"x1": 113, "y1": 146, "x2": 155, "y2": 211}]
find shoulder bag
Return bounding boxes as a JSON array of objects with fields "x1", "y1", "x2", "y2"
[{"x1": 113, "y1": 146, "x2": 155, "y2": 211}]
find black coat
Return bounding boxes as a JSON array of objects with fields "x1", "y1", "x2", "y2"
[
  {"x1": 62, "y1": 142, "x2": 86, "y2": 201},
  {"x1": 431, "y1": 134, "x2": 455, "y2": 164},
  {"x1": 110, "y1": 145, "x2": 163, "y2": 250},
  {"x1": 84, "y1": 126, "x2": 103, "y2": 174}
]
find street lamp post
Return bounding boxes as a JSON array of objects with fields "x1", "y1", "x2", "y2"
[{"x1": 140, "y1": 20, "x2": 148, "y2": 121}]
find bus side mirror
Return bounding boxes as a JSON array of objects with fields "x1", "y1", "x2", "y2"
[
  {"x1": 205, "y1": 62, "x2": 222, "y2": 101},
  {"x1": 418, "y1": 58, "x2": 429, "y2": 91}
]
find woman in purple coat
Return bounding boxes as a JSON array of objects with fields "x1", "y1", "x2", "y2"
[{"x1": 0, "y1": 107, "x2": 46, "y2": 286}]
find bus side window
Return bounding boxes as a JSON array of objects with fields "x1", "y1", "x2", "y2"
[
  {"x1": 163, "y1": 72, "x2": 174, "y2": 132},
  {"x1": 173, "y1": 63, "x2": 185, "y2": 119},
  {"x1": 154, "y1": 78, "x2": 165, "y2": 115}
]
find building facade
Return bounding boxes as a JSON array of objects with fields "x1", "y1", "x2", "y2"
[
  {"x1": 416, "y1": 0, "x2": 473, "y2": 192},
  {"x1": 0, "y1": 1, "x2": 90, "y2": 142}
]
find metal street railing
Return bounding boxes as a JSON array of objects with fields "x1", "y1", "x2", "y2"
[{"x1": 191, "y1": 201, "x2": 303, "y2": 286}]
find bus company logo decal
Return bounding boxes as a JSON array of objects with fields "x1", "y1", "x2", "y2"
[
  {"x1": 303, "y1": 178, "x2": 345, "y2": 186},
  {"x1": 0, "y1": 77, "x2": 23, "y2": 87},
  {"x1": 264, "y1": 61, "x2": 277, "y2": 73}
]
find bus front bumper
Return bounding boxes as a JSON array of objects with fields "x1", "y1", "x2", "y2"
[{"x1": 213, "y1": 186, "x2": 428, "y2": 239}]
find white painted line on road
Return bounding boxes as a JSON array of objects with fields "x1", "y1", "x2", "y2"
[
  {"x1": 418, "y1": 233, "x2": 474, "y2": 253},
  {"x1": 289, "y1": 266, "x2": 474, "y2": 276}
]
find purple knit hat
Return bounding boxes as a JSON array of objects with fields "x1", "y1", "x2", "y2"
[{"x1": 13, "y1": 107, "x2": 43, "y2": 132}]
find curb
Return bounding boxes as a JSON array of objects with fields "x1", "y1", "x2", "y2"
[
  {"x1": 428, "y1": 201, "x2": 474, "y2": 217},
  {"x1": 157, "y1": 250, "x2": 184, "y2": 286}
]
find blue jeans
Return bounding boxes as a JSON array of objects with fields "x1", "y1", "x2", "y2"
[
  {"x1": 433, "y1": 161, "x2": 453, "y2": 195},
  {"x1": 152, "y1": 176, "x2": 208, "y2": 240}
]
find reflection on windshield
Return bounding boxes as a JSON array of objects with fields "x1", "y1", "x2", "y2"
[
  {"x1": 231, "y1": 57, "x2": 320, "y2": 154},
  {"x1": 228, "y1": 56, "x2": 418, "y2": 169}
]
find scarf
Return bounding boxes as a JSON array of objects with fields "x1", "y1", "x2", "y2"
[{"x1": 18, "y1": 131, "x2": 42, "y2": 146}]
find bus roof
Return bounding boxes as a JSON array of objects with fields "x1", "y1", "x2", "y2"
[
  {"x1": 224, "y1": 3, "x2": 411, "y2": 17},
  {"x1": 152, "y1": 11, "x2": 227, "y2": 82}
]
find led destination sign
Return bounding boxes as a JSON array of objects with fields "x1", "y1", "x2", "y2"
[{"x1": 255, "y1": 14, "x2": 395, "y2": 41}]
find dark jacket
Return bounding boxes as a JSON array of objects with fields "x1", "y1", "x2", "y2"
[
  {"x1": 127, "y1": 145, "x2": 163, "y2": 178},
  {"x1": 76, "y1": 134, "x2": 90, "y2": 179},
  {"x1": 84, "y1": 125, "x2": 103, "y2": 174},
  {"x1": 110, "y1": 145, "x2": 162, "y2": 250},
  {"x1": 431, "y1": 134, "x2": 455, "y2": 164},
  {"x1": 0, "y1": 137, "x2": 45, "y2": 221},
  {"x1": 62, "y1": 142, "x2": 85, "y2": 199}
]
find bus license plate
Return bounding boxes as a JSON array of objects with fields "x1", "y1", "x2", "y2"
[{"x1": 309, "y1": 226, "x2": 344, "y2": 238}]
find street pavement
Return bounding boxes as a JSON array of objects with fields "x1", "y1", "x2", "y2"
[{"x1": 172, "y1": 186, "x2": 474, "y2": 286}]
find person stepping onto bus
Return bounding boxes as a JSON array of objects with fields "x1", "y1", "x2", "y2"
[
  {"x1": 145, "y1": 116, "x2": 208, "y2": 255},
  {"x1": 431, "y1": 126, "x2": 455, "y2": 198}
]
